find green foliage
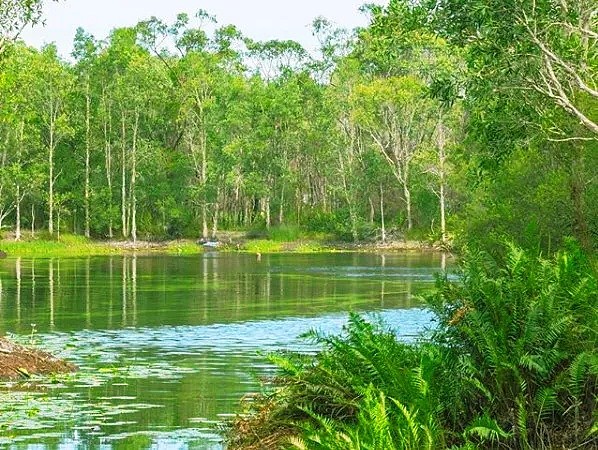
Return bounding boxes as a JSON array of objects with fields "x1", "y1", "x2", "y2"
[
  {"x1": 228, "y1": 242, "x2": 598, "y2": 449},
  {"x1": 428, "y1": 240, "x2": 597, "y2": 447},
  {"x1": 242, "y1": 240, "x2": 283, "y2": 253},
  {"x1": 268, "y1": 225, "x2": 303, "y2": 242},
  {"x1": 0, "y1": 0, "x2": 593, "y2": 253}
]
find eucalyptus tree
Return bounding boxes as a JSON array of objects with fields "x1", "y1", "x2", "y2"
[
  {"x1": 72, "y1": 28, "x2": 100, "y2": 238},
  {"x1": 29, "y1": 44, "x2": 74, "y2": 236},
  {"x1": 0, "y1": 45, "x2": 42, "y2": 239},
  {"x1": 138, "y1": 12, "x2": 242, "y2": 239},
  {"x1": 430, "y1": 0, "x2": 597, "y2": 249},
  {"x1": 346, "y1": 0, "x2": 465, "y2": 235},
  {"x1": 351, "y1": 76, "x2": 436, "y2": 231},
  {"x1": 97, "y1": 27, "x2": 149, "y2": 239},
  {"x1": 433, "y1": 0, "x2": 597, "y2": 140}
]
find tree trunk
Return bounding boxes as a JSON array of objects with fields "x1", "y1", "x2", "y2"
[
  {"x1": 278, "y1": 189, "x2": 284, "y2": 225},
  {"x1": 369, "y1": 198, "x2": 375, "y2": 224},
  {"x1": 265, "y1": 196, "x2": 271, "y2": 229},
  {"x1": 380, "y1": 185, "x2": 386, "y2": 244},
  {"x1": 244, "y1": 199, "x2": 251, "y2": 227},
  {"x1": 84, "y1": 80, "x2": 91, "y2": 239},
  {"x1": 437, "y1": 119, "x2": 447, "y2": 244},
  {"x1": 15, "y1": 186, "x2": 21, "y2": 241},
  {"x1": 103, "y1": 92, "x2": 113, "y2": 239},
  {"x1": 48, "y1": 120, "x2": 55, "y2": 235},
  {"x1": 57, "y1": 209, "x2": 60, "y2": 241},
  {"x1": 403, "y1": 168, "x2": 413, "y2": 230},
  {"x1": 212, "y1": 202, "x2": 219, "y2": 239},
  {"x1": 202, "y1": 204, "x2": 209, "y2": 240},
  {"x1": 15, "y1": 121, "x2": 24, "y2": 241},
  {"x1": 130, "y1": 111, "x2": 139, "y2": 243},
  {"x1": 200, "y1": 117, "x2": 208, "y2": 240},
  {"x1": 440, "y1": 179, "x2": 446, "y2": 244},
  {"x1": 121, "y1": 112, "x2": 127, "y2": 238},
  {"x1": 31, "y1": 204, "x2": 35, "y2": 237}
]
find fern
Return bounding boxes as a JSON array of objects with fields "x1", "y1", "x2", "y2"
[{"x1": 464, "y1": 414, "x2": 512, "y2": 442}]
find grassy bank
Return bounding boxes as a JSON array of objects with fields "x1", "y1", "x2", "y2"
[
  {"x1": 0, "y1": 226, "x2": 436, "y2": 258},
  {"x1": 0, "y1": 235, "x2": 209, "y2": 257},
  {"x1": 228, "y1": 241, "x2": 598, "y2": 449},
  {"x1": 0, "y1": 235, "x2": 120, "y2": 257}
]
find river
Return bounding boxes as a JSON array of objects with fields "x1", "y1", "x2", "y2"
[{"x1": 0, "y1": 252, "x2": 448, "y2": 448}]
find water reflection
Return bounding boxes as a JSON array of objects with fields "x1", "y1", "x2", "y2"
[{"x1": 0, "y1": 253, "x2": 447, "y2": 334}]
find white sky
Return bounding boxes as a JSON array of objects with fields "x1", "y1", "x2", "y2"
[{"x1": 21, "y1": 0, "x2": 385, "y2": 58}]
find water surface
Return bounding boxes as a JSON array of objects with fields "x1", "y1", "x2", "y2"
[{"x1": 0, "y1": 252, "x2": 447, "y2": 448}]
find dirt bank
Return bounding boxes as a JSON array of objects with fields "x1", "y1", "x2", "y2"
[{"x1": 0, "y1": 337, "x2": 76, "y2": 380}]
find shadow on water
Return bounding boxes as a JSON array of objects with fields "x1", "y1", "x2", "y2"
[{"x1": 0, "y1": 252, "x2": 450, "y2": 448}]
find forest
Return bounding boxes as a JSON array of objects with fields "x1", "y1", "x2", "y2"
[{"x1": 0, "y1": 0, "x2": 594, "y2": 251}]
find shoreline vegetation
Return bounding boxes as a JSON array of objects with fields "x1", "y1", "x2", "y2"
[{"x1": 0, "y1": 230, "x2": 443, "y2": 258}]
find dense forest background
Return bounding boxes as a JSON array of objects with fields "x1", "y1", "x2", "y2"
[{"x1": 0, "y1": 0, "x2": 596, "y2": 251}]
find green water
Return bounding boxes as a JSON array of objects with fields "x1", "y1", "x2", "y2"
[{"x1": 0, "y1": 252, "x2": 448, "y2": 448}]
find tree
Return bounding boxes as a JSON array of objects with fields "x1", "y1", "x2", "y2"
[
  {"x1": 433, "y1": 0, "x2": 597, "y2": 140},
  {"x1": 351, "y1": 76, "x2": 436, "y2": 230},
  {"x1": 0, "y1": 0, "x2": 53, "y2": 57},
  {"x1": 29, "y1": 45, "x2": 73, "y2": 236},
  {"x1": 432, "y1": 0, "x2": 597, "y2": 249}
]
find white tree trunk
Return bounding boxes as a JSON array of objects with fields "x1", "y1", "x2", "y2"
[
  {"x1": 31, "y1": 204, "x2": 35, "y2": 237},
  {"x1": 265, "y1": 196, "x2": 271, "y2": 229},
  {"x1": 130, "y1": 112, "x2": 139, "y2": 243},
  {"x1": 437, "y1": 119, "x2": 448, "y2": 244},
  {"x1": 202, "y1": 204, "x2": 208, "y2": 240},
  {"x1": 403, "y1": 180, "x2": 412, "y2": 230},
  {"x1": 48, "y1": 120, "x2": 55, "y2": 235},
  {"x1": 85, "y1": 80, "x2": 91, "y2": 239},
  {"x1": 380, "y1": 184, "x2": 386, "y2": 243},
  {"x1": 15, "y1": 186, "x2": 21, "y2": 241},
  {"x1": 278, "y1": 189, "x2": 284, "y2": 225},
  {"x1": 103, "y1": 93, "x2": 113, "y2": 239},
  {"x1": 121, "y1": 112, "x2": 127, "y2": 238},
  {"x1": 15, "y1": 121, "x2": 24, "y2": 241},
  {"x1": 212, "y1": 202, "x2": 219, "y2": 239}
]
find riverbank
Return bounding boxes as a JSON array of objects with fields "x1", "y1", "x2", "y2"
[{"x1": 0, "y1": 232, "x2": 439, "y2": 258}]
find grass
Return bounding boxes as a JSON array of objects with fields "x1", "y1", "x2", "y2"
[
  {"x1": 241, "y1": 239, "x2": 330, "y2": 254},
  {"x1": 227, "y1": 240, "x2": 598, "y2": 449},
  {"x1": 0, "y1": 235, "x2": 208, "y2": 257},
  {"x1": 162, "y1": 240, "x2": 204, "y2": 255},
  {"x1": 239, "y1": 225, "x2": 335, "y2": 254},
  {"x1": 1, "y1": 225, "x2": 432, "y2": 258},
  {"x1": 0, "y1": 234, "x2": 119, "y2": 257}
]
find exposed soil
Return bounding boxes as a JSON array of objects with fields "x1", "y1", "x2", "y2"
[{"x1": 0, "y1": 337, "x2": 77, "y2": 380}]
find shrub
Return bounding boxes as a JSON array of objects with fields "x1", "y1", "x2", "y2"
[{"x1": 427, "y1": 239, "x2": 597, "y2": 448}]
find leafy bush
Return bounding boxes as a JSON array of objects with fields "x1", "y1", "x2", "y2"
[{"x1": 427, "y1": 239, "x2": 597, "y2": 448}]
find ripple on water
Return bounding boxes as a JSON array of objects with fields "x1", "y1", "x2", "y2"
[{"x1": 2, "y1": 309, "x2": 434, "y2": 449}]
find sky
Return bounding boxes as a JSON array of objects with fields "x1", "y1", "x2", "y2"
[{"x1": 21, "y1": 0, "x2": 385, "y2": 58}]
